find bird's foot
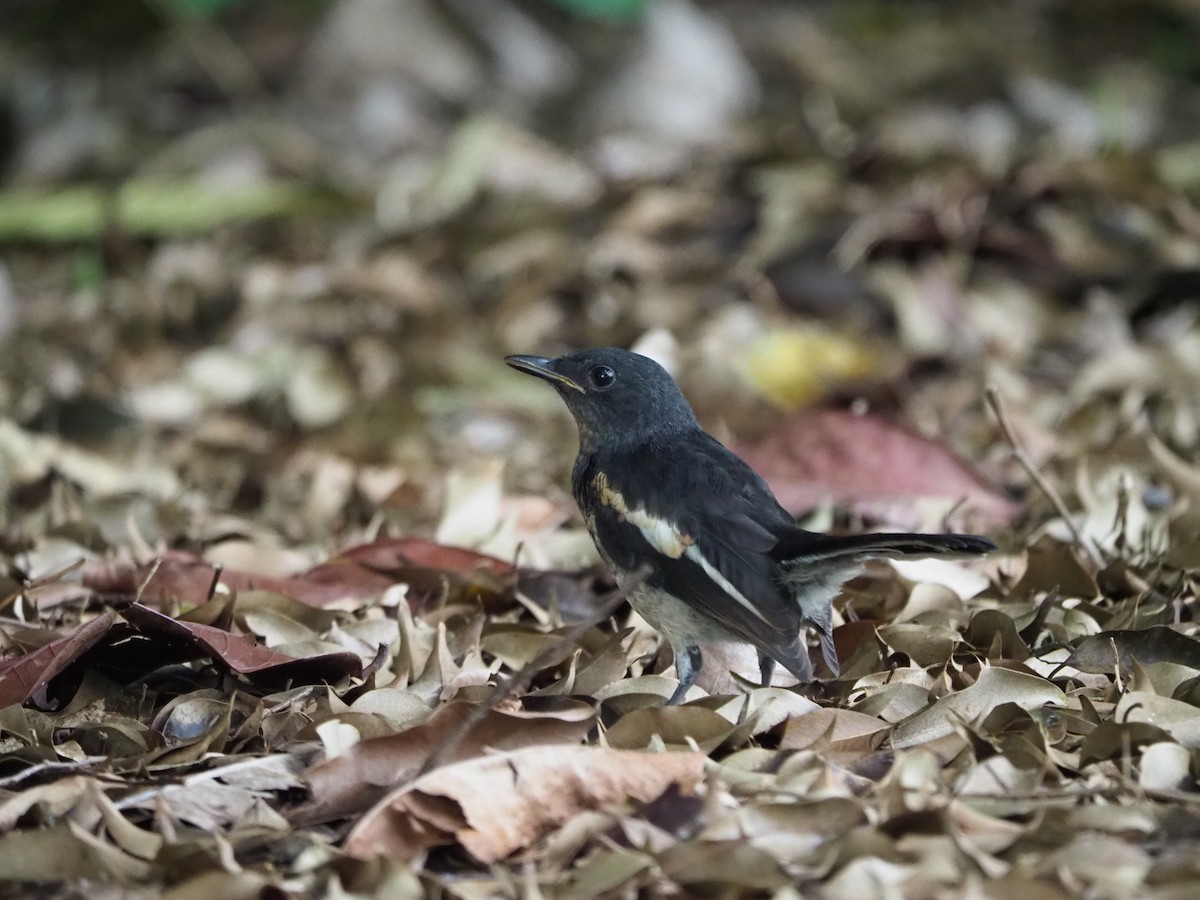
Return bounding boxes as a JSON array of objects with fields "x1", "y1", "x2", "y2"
[{"x1": 667, "y1": 644, "x2": 702, "y2": 705}]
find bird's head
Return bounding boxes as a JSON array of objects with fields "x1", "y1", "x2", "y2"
[{"x1": 505, "y1": 348, "x2": 699, "y2": 449}]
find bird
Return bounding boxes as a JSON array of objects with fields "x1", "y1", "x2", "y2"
[{"x1": 506, "y1": 347, "x2": 996, "y2": 704}]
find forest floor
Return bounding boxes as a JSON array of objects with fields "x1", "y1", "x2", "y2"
[{"x1": 3, "y1": 1, "x2": 1200, "y2": 896}]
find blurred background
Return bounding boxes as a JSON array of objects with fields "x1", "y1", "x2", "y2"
[{"x1": 2, "y1": 0, "x2": 1200, "y2": 577}]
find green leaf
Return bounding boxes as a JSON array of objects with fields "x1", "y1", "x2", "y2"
[
  {"x1": 0, "y1": 179, "x2": 355, "y2": 242},
  {"x1": 548, "y1": 0, "x2": 646, "y2": 22}
]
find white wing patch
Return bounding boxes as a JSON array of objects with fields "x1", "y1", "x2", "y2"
[
  {"x1": 593, "y1": 471, "x2": 772, "y2": 624},
  {"x1": 594, "y1": 471, "x2": 693, "y2": 558},
  {"x1": 590, "y1": 472, "x2": 768, "y2": 628},
  {"x1": 684, "y1": 545, "x2": 772, "y2": 625},
  {"x1": 633, "y1": 513, "x2": 693, "y2": 558}
]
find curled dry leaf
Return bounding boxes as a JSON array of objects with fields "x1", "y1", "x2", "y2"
[
  {"x1": 851, "y1": 681, "x2": 931, "y2": 723},
  {"x1": 1113, "y1": 691, "x2": 1200, "y2": 749},
  {"x1": 302, "y1": 698, "x2": 596, "y2": 822},
  {"x1": 84, "y1": 550, "x2": 335, "y2": 608},
  {"x1": 0, "y1": 821, "x2": 154, "y2": 883},
  {"x1": 0, "y1": 611, "x2": 116, "y2": 708},
  {"x1": 0, "y1": 775, "x2": 94, "y2": 831},
  {"x1": 966, "y1": 609, "x2": 1030, "y2": 662},
  {"x1": 344, "y1": 746, "x2": 706, "y2": 863}
]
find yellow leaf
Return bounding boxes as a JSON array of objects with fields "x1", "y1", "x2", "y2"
[{"x1": 743, "y1": 327, "x2": 886, "y2": 409}]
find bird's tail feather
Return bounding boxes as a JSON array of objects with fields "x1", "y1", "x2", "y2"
[{"x1": 773, "y1": 530, "x2": 996, "y2": 564}]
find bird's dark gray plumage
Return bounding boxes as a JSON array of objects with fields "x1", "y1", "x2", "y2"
[{"x1": 506, "y1": 347, "x2": 995, "y2": 704}]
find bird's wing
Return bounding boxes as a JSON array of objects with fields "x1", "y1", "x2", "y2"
[{"x1": 581, "y1": 441, "x2": 813, "y2": 678}]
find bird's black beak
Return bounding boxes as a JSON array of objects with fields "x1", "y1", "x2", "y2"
[{"x1": 505, "y1": 355, "x2": 585, "y2": 393}]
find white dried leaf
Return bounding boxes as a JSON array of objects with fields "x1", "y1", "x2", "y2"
[{"x1": 285, "y1": 349, "x2": 354, "y2": 429}]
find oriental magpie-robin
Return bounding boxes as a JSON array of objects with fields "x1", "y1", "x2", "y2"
[{"x1": 506, "y1": 347, "x2": 995, "y2": 704}]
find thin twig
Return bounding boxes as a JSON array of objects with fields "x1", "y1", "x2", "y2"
[
  {"x1": 134, "y1": 557, "x2": 164, "y2": 605},
  {"x1": 984, "y1": 384, "x2": 1103, "y2": 568},
  {"x1": 26, "y1": 557, "x2": 87, "y2": 589},
  {"x1": 143, "y1": 0, "x2": 266, "y2": 102},
  {"x1": 1, "y1": 557, "x2": 87, "y2": 615},
  {"x1": 955, "y1": 782, "x2": 1200, "y2": 806},
  {"x1": 415, "y1": 566, "x2": 650, "y2": 779},
  {"x1": 204, "y1": 564, "x2": 224, "y2": 602}
]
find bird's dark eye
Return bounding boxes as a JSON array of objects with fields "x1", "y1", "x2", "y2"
[{"x1": 589, "y1": 365, "x2": 616, "y2": 389}]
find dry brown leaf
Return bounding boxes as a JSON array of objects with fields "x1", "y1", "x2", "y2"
[
  {"x1": 117, "y1": 754, "x2": 305, "y2": 831},
  {"x1": 160, "y1": 871, "x2": 275, "y2": 900},
  {"x1": 0, "y1": 775, "x2": 94, "y2": 831},
  {"x1": 3, "y1": 7, "x2": 1195, "y2": 897},
  {"x1": 851, "y1": 681, "x2": 931, "y2": 723},
  {"x1": 1009, "y1": 536, "x2": 1099, "y2": 601},
  {"x1": 564, "y1": 848, "x2": 656, "y2": 896},
  {"x1": 303, "y1": 699, "x2": 596, "y2": 821},
  {"x1": 83, "y1": 550, "x2": 312, "y2": 606},
  {"x1": 1066, "y1": 627, "x2": 1200, "y2": 676},
  {"x1": 1113, "y1": 691, "x2": 1200, "y2": 749},
  {"x1": 877, "y1": 623, "x2": 963, "y2": 665},
  {"x1": 659, "y1": 839, "x2": 789, "y2": 890},
  {"x1": 781, "y1": 708, "x2": 891, "y2": 752},
  {"x1": 604, "y1": 706, "x2": 739, "y2": 752},
  {"x1": 337, "y1": 536, "x2": 514, "y2": 575},
  {"x1": 344, "y1": 746, "x2": 706, "y2": 862},
  {"x1": 0, "y1": 821, "x2": 154, "y2": 883},
  {"x1": 892, "y1": 666, "x2": 1067, "y2": 749},
  {"x1": 733, "y1": 797, "x2": 867, "y2": 867}
]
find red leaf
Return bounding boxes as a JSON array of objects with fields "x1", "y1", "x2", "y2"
[
  {"x1": 733, "y1": 409, "x2": 1018, "y2": 527},
  {"x1": 86, "y1": 538, "x2": 517, "y2": 610},
  {"x1": 336, "y1": 538, "x2": 514, "y2": 576},
  {"x1": 120, "y1": 603, "x2": 362, "y2": 686},
  {"x1": 83, "y1": 550, "x2": 303, "y2": 606},
  {"x1": 0, "y1": 611, "x2": 117, "y2": 707}
]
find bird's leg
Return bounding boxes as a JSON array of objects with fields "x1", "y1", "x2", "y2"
[
  {"x1": 667, "y1": 644, "x2": 702, "y2": 705},
  {"x1": 758, "y1": 654, "x2": 776, "y2": 689}
]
